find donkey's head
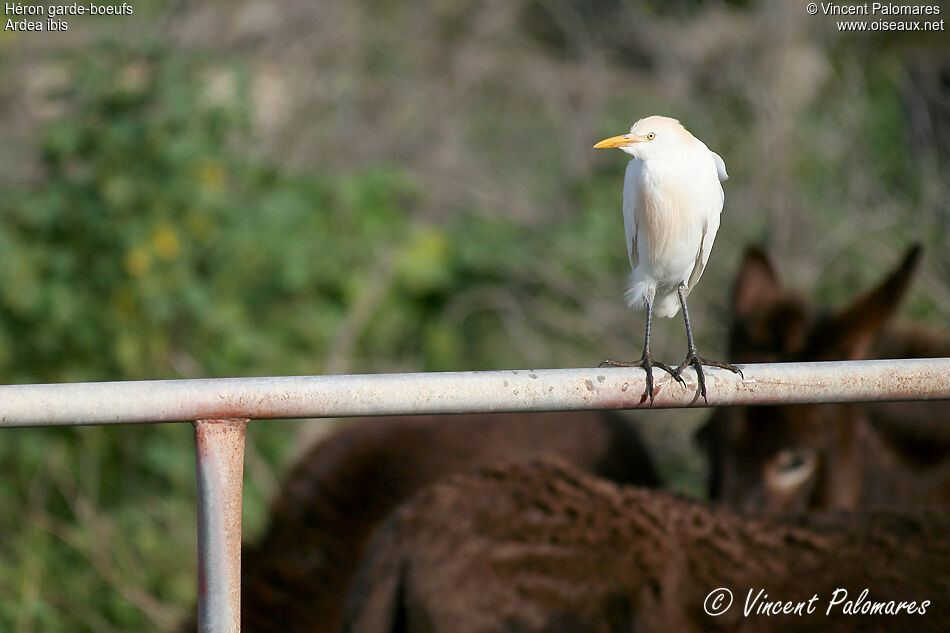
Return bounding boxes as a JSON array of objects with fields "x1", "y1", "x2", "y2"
[{"x1": 698, "y1": 245, "x2": 923, "y2": 512}]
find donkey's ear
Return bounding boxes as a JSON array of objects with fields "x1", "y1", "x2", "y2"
[
  {"x1": 733, "y1": 246, "x2": 783, "y2": 320},
  {"x1": 824, "y1": 244, "x2": 923, "y2": 359}
]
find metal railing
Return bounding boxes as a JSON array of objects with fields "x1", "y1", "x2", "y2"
[{"x1": 2, "y1": 358, "x2": 949, "y2": 633}]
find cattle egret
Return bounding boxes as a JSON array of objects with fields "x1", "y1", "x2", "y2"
[{"x1": 594, "y1": 115, "x2": 741, "y2": 402}]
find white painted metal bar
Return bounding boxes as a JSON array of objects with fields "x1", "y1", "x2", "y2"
[
  {"x1": 194, "y1": 419, "x2": 247, "y2": 633},
  {"x1": 1, "y1": 358, "x2": 948, "y2": 427}
]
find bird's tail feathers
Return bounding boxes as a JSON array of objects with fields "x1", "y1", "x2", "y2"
[
  {"x1": 625, "y1": 275, "x2": 682, "y2": 317},
  {"x1": 624, "y1": 277, "x2": 651, "y2": 311}
]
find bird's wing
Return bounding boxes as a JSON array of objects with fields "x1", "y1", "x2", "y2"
[
  {"x1": 686, "y1": 223, "x2": 711, "y2": 291},
  {"x1": 686, "y1": 182, "x2": 723, "y2": 292},
  {"x1": 621, "y1": 159, "x2": 642, "y2": 270},
  {"x1": 710, "y1": 151, "x2": 728, "y2": 182}
]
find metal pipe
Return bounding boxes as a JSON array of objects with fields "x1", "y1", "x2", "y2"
[
  {"x1": 1, "y1": 359, "x2": 948, "y2": 427},
  {"x1": 194, "y1": 419, "x2": 247, "y2": 633}
]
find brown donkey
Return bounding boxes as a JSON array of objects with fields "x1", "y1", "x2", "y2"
[
  {"x1": 344, "y1": 459, "x2": 950, "y2": 633},
  {"x1": 180, "y1": 412, "x2": 660, "y2": 633},
  {"x1": 699, "y1": 245, "x2": 950, "y2": 512}
]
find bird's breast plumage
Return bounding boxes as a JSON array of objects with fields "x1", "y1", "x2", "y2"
[{"x1": 635, "y1": 157, "x2": 716, "y2": 282}]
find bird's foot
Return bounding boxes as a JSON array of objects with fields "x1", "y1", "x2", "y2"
[
  {"x1": 674, "y1": 353, "x2": 743, "y2": 404},
  {"x1": 599, "y1": 354, "x2": 684, "y2": 403}
]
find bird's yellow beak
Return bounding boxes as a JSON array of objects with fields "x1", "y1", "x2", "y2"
[{"x1": 593, "y1": 134, "x2": 643, "y2": 149}]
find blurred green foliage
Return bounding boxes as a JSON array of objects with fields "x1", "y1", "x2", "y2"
[
  {"x1": 0, "y1": 47, "x2": 635, "y2": 385},
  {"x1": 3, "y1": 50, "x2": 403, "y2": 382}
]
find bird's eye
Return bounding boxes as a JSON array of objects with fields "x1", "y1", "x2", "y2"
[{"x1": 646, "y1": 133, "x2": 656, "y2": 141}]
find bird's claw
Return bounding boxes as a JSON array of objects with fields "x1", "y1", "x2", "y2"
[
  {"x1": 600, "y1": 355, "x2": 683, "y2": 403},
  {"x1": 674, "y1": 354, "x2": 743, "y2": 404}
]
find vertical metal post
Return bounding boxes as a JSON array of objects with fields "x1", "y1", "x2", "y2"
[{"x1": 194, "y1": 419, "x2": 248, "y2": 633}]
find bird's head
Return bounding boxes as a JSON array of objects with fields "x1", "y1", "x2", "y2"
[{"x1": 594, "y1": 115, "x2": 694, "y2": 160}]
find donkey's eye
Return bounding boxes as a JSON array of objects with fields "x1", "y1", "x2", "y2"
[
  {"x1": 776, "y1": 451, "x2": 809, "y2": 474},
  {"x1": 766, "y1": 448, "x2": 817, "y2": 493}
]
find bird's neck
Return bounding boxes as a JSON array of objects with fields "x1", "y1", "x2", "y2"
[{"x1": 639, "y1": 152, "x2": 694, "y2": 177}]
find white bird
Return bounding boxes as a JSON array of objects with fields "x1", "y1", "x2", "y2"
[{"x1": 594, "y1": 115, "x2": 741, "y2": 402}]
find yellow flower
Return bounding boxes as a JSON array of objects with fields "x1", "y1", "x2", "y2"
[
  {"x1": 195, "y1": 160, "x2": 226, "y2": 193},
  {"x1": 124, "y1": 247, "x2": 150, "y2": 276},
  {"x1": 151, "y1": 224, "x2": 180, "y2": 260}
]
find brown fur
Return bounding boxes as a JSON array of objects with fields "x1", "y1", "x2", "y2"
[
  {"x1": 344, "y1": 459, "x2": 950, "y2": 633},
  {"x1": 699, "y1": 245, "x2": 950, "y2": 511},
  {"x1": 179, "y1": 412, "x2": 660, "y2": 633}
]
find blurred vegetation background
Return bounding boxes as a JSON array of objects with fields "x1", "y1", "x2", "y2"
[{"x1": 0, "y1": 0, "x2": 947, "y2": 630}]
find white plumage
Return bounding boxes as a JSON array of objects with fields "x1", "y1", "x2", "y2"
[
  {"x1": 617, "y1": 116, "x2": 728, "y2": 317},
  {"x1": 594, "y1": 115, "x2": 740, "y2": 402}
]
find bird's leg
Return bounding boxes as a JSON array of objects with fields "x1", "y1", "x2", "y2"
[
  {"x1": 600, "y1": 295, "x2": 683, "y2": 403},
  {"x1": 673, "y1": 283, "x2": 743, "y2": 404}
]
